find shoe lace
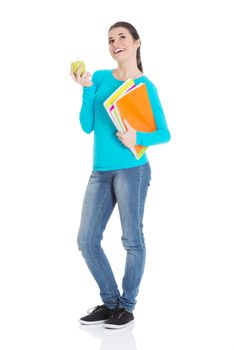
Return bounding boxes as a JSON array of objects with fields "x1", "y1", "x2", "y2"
[{"x1": 87, "y1": 305, "x2": 105, "y2": 315}]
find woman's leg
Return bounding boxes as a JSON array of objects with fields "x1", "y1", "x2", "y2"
[
  {"x1": 77, "y1": 171, "x2": 120, "y2": 309},
  {"x1": 113, "y1": 162, "x2": 151, "y2": 312}
]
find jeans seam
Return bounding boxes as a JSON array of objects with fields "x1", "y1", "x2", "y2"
[{"x1": 137, "y1": 166, "x2": 143, "y2": 246}]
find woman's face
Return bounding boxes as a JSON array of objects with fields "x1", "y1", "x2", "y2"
[{"x1": 108, "y1": 27, "x2": 140, "y2": 64}]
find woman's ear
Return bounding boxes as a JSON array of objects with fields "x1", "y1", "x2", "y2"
[{"x1": 135, "y1": 39, "x2": 141, "y2": 48}]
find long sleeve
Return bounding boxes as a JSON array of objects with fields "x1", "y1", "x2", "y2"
[
  {"x1": 136, "y1": 82, "x2": 171, "y2": 146},
  {"x1": 79, "y1": 71, "x2": 98, "y2": 134}
]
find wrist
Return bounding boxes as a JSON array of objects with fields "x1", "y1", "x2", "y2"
[{"x1": 83, "y1": 81, "x2": 93, "y2": 88}]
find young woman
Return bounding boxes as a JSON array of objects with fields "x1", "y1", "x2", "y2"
[{"x1": 70, "y1": 21, "x2": 171, "y2": 329}]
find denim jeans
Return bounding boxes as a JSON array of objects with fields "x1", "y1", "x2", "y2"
[{"x1": 77, "y1": 162, "x2": 151, "y2": 312}]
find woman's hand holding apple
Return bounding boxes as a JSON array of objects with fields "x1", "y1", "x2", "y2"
[{"x1": 70, "y1": 63, "x2": 93, "y2": 87}]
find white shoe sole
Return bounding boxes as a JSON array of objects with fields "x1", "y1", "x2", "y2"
[
  {"x1": 104, "y1": 320, "x2": 134, "y2": 329},
  {"x1": 80, "y1": 319, "x2": 106, "y2": 325}
]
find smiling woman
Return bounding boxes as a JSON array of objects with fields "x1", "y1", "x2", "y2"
[
  {"x1": 108, "y1": 22, "x2": 143, "y2": 80},
  {"x1": 70, "y1": 21, "x2": 171, "y2": 329}
]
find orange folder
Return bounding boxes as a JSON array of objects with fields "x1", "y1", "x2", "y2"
[{"x1": 114, "y1": 83, "x2": 157, "y2": 156}]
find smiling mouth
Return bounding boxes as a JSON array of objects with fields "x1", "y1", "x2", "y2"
[{"x1": 113, "y1": 48, "x2": 125, "y2": 54}]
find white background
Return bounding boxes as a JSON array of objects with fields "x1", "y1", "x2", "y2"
[{"x1": 0, "y1": 0, "x2": 234, "y2": 349}]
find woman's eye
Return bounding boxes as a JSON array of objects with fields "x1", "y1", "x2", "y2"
[{"x1": 108, "y1": 36, "x2": 125, "y2": 44}]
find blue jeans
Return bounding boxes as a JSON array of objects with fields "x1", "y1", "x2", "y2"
[{"x1": 77, "y1": 162, "x2": 151, "y2": 312}]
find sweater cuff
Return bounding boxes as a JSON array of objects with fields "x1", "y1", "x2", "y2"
[
  {"x1": 83, "y1": 84, "x2": 96, "y2": 95},
  {"x1": 136, "y1": 131, "x2": 144, "y2": 145}
]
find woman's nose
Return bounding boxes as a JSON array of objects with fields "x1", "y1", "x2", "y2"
[{"x1": 113, "y1": 40, "x2": 121, "y2": 48}]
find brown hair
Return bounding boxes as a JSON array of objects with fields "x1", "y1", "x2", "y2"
[{"x1": 108, "y1": 21, "x2": 143, "y2": 73}]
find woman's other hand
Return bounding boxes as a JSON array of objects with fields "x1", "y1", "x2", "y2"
[
  {"x1": 117, "y1": 119, "x2": 136, "y2": 148},
  {"x1": 70, "y1": 65, "x2": 93, "y2": 87}
]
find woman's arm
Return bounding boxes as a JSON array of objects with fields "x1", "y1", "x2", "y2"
[
  {"x1": 136, "y1": 82, "x2": 171, "y2": 146},
  {"x1": 79, "y1": 71, "x2": 99, "y2": 134}
]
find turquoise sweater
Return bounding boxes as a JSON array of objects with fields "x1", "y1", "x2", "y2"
[{"x1": 79, "y1": 69, "x2": 171, "y2": 171}]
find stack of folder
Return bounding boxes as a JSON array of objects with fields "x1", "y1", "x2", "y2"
[{"x1": 103, "y1": 78, "x2": 157, "y2": 159}]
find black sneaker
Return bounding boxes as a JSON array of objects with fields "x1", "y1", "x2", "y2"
[
  {"x1": 80, "y1": 305, "x2": 111, "y2": 325},
  {"x1": 104, "y1": 307, "x2": 134, "y2": 329}
]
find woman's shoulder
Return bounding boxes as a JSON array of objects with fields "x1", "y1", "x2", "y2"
[
  {"x1": 141, "y1": 74, "x2": 157, "y2": 87},
  {"x1": 91, "y1": 69, "x2": 111, "y2": 86},
  {"x1": 141, "y1": 75, "x2": 159, "y2": 94},
  {"x1": 92, "y1": 69, "x2": 111, "y2": 78}
]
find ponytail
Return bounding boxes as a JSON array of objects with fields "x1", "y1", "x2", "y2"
[{"x1": 137, "y1": 47, "x2": 143, "y2": 73}]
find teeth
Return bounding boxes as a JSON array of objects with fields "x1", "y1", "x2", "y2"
[{"x1": 114, "y1": 48, "x2": 124, "y2": 54}]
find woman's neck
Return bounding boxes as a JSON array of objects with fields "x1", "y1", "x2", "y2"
[{"x1": 113, "y1": 64, "x2": 143, "y2": 80}]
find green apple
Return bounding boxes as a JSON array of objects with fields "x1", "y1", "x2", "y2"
[{"x1": 71, "y1": 60, "x2": 86, "y2": 76}]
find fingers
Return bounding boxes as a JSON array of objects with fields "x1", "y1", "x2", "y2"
[
  {"x1": 80, "y1": 71, "x2": 90, "y2": 84},
  {"x1": 116, "y1": 131, "x2": 125, "y2": 141},
  {"x1": 70, "y1": 66, "x2": 80, "y2": 82},
  {"x1": 76, "y1": 67, "x2": 83, "y2": 82},
  {"x1": 116, "y1": 130, "x2": 135, "y2": 148},
  {"x1": 70, "y1": 65, "x2": 92, "y2": 87},
  {"x1": 70, "y1": 66, "x2": 76, "y2": 80}
]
